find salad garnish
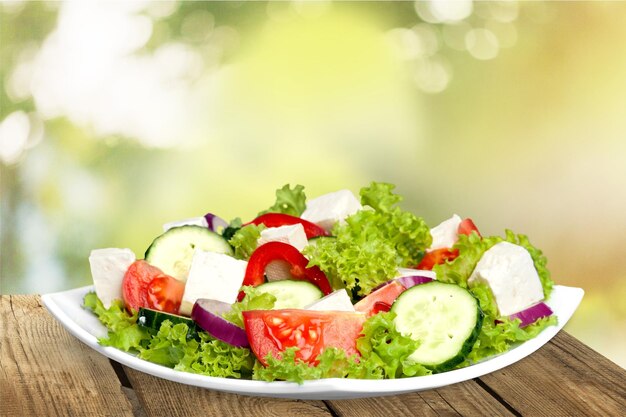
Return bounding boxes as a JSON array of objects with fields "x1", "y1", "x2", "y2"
[{"x1": 83, "y1": 181, "x2": 557, "y2": 383}]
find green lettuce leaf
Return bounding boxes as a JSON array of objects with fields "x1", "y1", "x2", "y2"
[
  {"x1": 228, "y1": 223, "x2": 265, "y2": 260},
  {"x1": 465, "y1": 282, "x2": 558, "y2": 363},
  {"x1": 258, "y1": 184, "x2": 307, "y2": 217},
  {"x1": 139, "y1": 321, "x2": 255, "y2": 378},
  {"x1": 83, "y1": 292, "x2": 150, "y2": 351},
  {"x1": 304, "y1": 182, "x2": 431, "y2": 296},
  {"x1": 222, "y1": 285, "x2": 277, "y2": 328}
]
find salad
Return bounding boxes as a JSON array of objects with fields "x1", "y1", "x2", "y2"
[{"x1": 84, "y1": 182, "x2": 557, "y2": 383}]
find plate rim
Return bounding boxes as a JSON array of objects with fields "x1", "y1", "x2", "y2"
[{"x1": 41, "y1": 284, "x2": 584, "y2": 399}]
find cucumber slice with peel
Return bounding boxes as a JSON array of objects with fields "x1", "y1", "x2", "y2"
[
  {"x1": 255, "y1": 280, "x2": 324, "y2": 310},
  {"x1": 391, "y1": 281, "x2": 483, "y2": 372},
  {"x1": 145, "y1": 225, "x2": 233, "y2": 282}
]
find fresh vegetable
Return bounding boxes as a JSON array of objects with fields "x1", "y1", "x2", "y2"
[
  {"x1": 257, "y1": 184, "x2": 307, "y2": 217},
  {"x1": 416, "y1": 248, "x2": 459, "y2": 270},
  {"x1": 138, "y1": 307, "x2": 198, "y2": 338},
  {"x1": 247, "y1": 213, "x2": 329, "y2": 239},
  {"x1": 509, "y1": 302, "x2": 553, "y2": 328},
  {"x1": 122, "y1": 260, "x2": 183, "y2": 313},
  {"x1": 458, "y1": 218, "x2": 481, "y2": 237},
  {"x1": 147, "y1": 275, "x2": 185, "y2": 314},
  {"x1": 191, "y1": 299, "x2": 250, "y2": 348},
  {"x1": 203, "y1": 213, "x2": 229, "y2": 233},
  {"x1": 241, "y1": 241, "x2": 333, "y2": 297},
  {"x1": 145, "y1": 225, "x2": 233, "y2": 281},
  {"x1": 354, "y1": 281, "x2": 406, "y2": 317},
  {"x1": 391, "y1": 281, "x2": 483, "y2": 372},
  {"x1": 242, "y1": 309, "x2": 366, "y2": 366},
  {"x1": 253, "y1": 280, "x2": 323, "y2": 309}
]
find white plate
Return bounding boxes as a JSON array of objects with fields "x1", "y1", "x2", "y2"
[{"x1": 42, "y1": 285, "x2": 583, "y2": 400}]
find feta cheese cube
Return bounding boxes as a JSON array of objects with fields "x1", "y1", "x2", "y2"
[
  {"x1": 468, "y1": 242, "x2": 545, "y2": 316},
  {"x1": 301, "y1": 189, "x2": 362, "y2": 231},
  {"x1": 257, "y1": 224, "x2": 308, "y2": 251},
  {"x1": 179, "y1": 251, "x2": 247, "y2": 316},
  {"x1": 305, "y1": 289, "x2": 355, "y2": 312},
  {"x1": 396, "y1": 267, "x2": 437, "y2": 280},
  {"x1": 162, "y1": 216, "x2": 208, "y2": 232},
  {"x1": 89, "y1": 248, "x2": 136, "y2": 308},
  {"x1": 429, "y1": 214, "x2": 462, "y2": 251}
]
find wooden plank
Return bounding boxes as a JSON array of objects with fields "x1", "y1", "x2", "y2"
[
  {"x1": 325, "y1": 379, "x2": 515, "y2": 417},
  {"x1": 477, "y1": 331, "x2": 626, "y2": 416},
  {"x1": 123, "y1": 366, "x2": 334, "y2": 417},
  {"x1": 0, "y1": 296, "x2": 135, "y2": 417}
]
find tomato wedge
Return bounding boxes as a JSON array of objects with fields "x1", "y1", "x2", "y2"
[
  {"x1": 122, "y1": 260, "x2": 184, "y2": 313},
  {"x1": 246, "y1": 213, "x2": 329, "y2": 239},
  {"x1": 416, "y1": 248, "x2": 460, "y2": 270},
  {"x1": 147, "y1": 275, "x2": 185, "y2": 314},
  {"x1": 458, "y1": 218, "x2": 481, "y2": 237},
  {"x1": 243, "y1": 309, "x2": 366, "y2": 366},
  {"x1": 354, "y1": 281, "x2": 406, "y2": 317}
]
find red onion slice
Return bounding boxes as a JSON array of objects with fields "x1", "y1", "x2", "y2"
[
  {"x1": 191, "y1": 299, "x2": 249, "y2": 347},
  {"x1": 509, "y1": 302, "x2": 553, "y2": 328},
  {"x1": 203, "y1": 213, "x2": 229, "y2": 233},
  {"x1": 372, "y1": 275, "x2": 434, "y2": 292},
  {"x1": 396, "y1": 275, "x2": 434, "y2": 289}
]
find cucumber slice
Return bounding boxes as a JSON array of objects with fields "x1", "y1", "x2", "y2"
[
  {"x1": 255, "y1": 280, "x2": 324, "y2": 310},
  {"x1": 137, "y1": 307, "x2": 198, "y2": 339},
  {"x1": 144, "y1": 225, "x2": 233, "y2": 281},
  {"x1": 391, "y1": 281, "x2": 483, "y2": 372}
]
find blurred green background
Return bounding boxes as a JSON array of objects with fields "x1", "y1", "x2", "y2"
[{"x1": 1, "y1": 1, "x2": 625, "y2": 368}]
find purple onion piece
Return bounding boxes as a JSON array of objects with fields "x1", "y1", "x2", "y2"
[
  {"x1": 204, "y1": 213, "x2": 229, "y2": 233},
  {"x1": 396, "y1": 275, "x2": 434, "y2": 289},
  {"x1": 509, "y1": 302, "x2": 553, "y2": 328},
  {"x1": 191, "y1": 299, "x2": 249, "y2": 348},
  {"x1": 371, "y1": 275, "x2": 434, "y2": 292}
]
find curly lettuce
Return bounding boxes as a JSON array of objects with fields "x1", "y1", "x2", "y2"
[
  {"x1": 258, "y1": 184, "x2": 307, "y2": 217},
  {"x1": 228, "y1": 223, "x2": 265, "y2": 260},
  {"x1": 305, "y1": 182, "x2": 431, "y2": 297},
  {"x1": 83, "y1": 292, "x2": 150, "y2": 351},
  {"x1": 222, "y1": 285, "x2": 277, "y2": 328},
  {"x1": 465, "y1": 282, "x2": 557, "y2": 363}
]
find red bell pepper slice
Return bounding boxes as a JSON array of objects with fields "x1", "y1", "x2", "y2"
[
  {"x1": 246, "y1": 213, "x2": 329, "y2": 239},
  {"x1": 416, "y1": 248, "x2": 460, "y2": 270},
  {"x1": 240, "y1": 241, "x2": 333, "y2": 300}
]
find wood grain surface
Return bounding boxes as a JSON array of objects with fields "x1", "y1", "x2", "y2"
[
  {"x1": 2, "y1": 295, "x2": 625, "y2": 417},
  {"x1": 1, "y1": 296, "x2": 135, "y2": 417}
]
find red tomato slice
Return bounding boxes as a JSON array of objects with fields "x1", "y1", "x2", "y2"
[
  {"x1": 458, "y1": 218, "x2": 481, "y2": 237},
  {"x1": 122, "y1": 260, "x2": 182, "y2": 313},
  {"x1": 354, "y1": 281, "x2": 406, "y2": 317},
  {"x1": 147, "y1": 275, "x2": 185, "y2": 314},
  {"x1": 242, "y1": 310, "x2": 366, "y2": 366},
  {"x1": 416, "y1": 248, "x2": 460, "y2": 270}
]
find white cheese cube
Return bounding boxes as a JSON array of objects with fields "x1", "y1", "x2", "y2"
[
  {"x1": 429, "y1": 214, "x2": 462, "y2": 251},
  {"x1": 301, "y1": 189, "x2": 362, "y2": 231},
  {"x1": 468, "y1": 242, "x2": 545, "y2": 316},
  {"x1": 257, "y1": 224, "x2": 308, "y2": 252},
  {"x1": 89, "y1": 248, "x2": 136, "y2": 308},
  {"x1": 179, "y1": 251, "x2": 248, "y2": 316},
  {"x1": 396, "y1": 267, "x2": 437, "y2": 280},
  {"x1": 305, "y1": 289, "x2": 355, "y2": 312},
  {"x1": 162, "y1": 216, "x2": 208, "y2": 232}
]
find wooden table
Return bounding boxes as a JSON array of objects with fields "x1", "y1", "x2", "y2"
[{"x1": 2, "y1": 295, "x2": 625, "y2": 416}]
